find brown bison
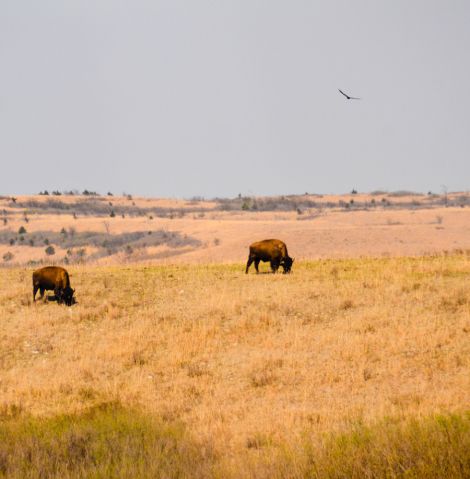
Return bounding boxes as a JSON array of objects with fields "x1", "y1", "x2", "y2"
[
  {"x1": 245, "y1": 239, "x2": 294, "y2": 274},
  {"x1": 33, "y1": 266, "x2": 75, "y2": 306}
]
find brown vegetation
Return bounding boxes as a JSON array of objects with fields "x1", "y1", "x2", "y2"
[
  {"x1": 1, "y1": 253, "x2": 469, "y2": 475},
  {"x1": 2, "y1": 193, "x2": 470, "y2": 266}
]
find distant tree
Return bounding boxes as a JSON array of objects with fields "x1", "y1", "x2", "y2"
[
  {"x1": 45, "y1": 245, "x2": 55, "y2": 256},
  {"x1": 107, "y1": 192, "x2": 113, "y2": 196},
  {"x1": 351, "y1": 189, "x2": 358, "y2": 194},
  {"x1": 18, "y1": 226, "x2": 27, "y2": 234},
  {"x1": 241, "y1": 199, "x2": 250, "y2": 211},
  {"x1": 110, "y1": 210, "x2": 116, "y2": 218}
]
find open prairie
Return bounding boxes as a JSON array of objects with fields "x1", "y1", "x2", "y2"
[
  {"x1": 1, "y1": 193, "x2": 470, "y2": 477},
  {"x1": 1, "y1": 253, "x2": 470, "y2": 477},
  {"x1": 1, "y1": 192, "x2": 470, "y2": 267}
]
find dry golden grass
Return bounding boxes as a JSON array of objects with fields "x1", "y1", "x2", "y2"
[{"x1": 1, "y1": 253, "x2": 469, "y2": 475}]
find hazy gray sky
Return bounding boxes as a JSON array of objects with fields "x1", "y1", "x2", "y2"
[{"x1": 1, "y1": 1, "x2": 469, "y2": 197}]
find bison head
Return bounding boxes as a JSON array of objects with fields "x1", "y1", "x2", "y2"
[
  {"x1": 56, "y1": 286, "x2": 76, "y2": 306},
  {"x1": 282, "y1": 256, "x2": 294, "y2": 273}
]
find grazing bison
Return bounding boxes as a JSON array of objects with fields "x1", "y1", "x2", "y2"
[
  {"x1": 245, "y1": 239, "x2": 294, "y2": 274},
  {"x1": 33, "y1": 266, "x2": 75, "y2": 306}
]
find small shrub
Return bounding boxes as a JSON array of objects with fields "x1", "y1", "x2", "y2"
[
  {"x1": 45, "y1": 245, "x2": 55, "y2": 256},
  {"x1": 110, "y1": 210, "x2": 116, "y2": 218},
  {"x1": 2, "y1": 251, "x2": 14, "y2": 262},
  {"x1": 18, "y1": 226, "x2": 26, "y2": 235},
  {"x1": 340, "y1": 299, "x2": 354, "y2": 310}
]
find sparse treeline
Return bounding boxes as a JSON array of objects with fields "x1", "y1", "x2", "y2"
[
  {"x1": 216, "y1": 191, "x2": 470, "y2": 212},
  {"x1": 8, "y1": 198, "x2": 199, "y2": 218},
  {"x1": 38, "y1": 189, "x2": 125, "y2": 197},
  {"x1": 0, "y1": 228, "x2": 201, "y2": 266}
]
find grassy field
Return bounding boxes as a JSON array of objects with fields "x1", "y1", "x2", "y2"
[
  {"x1": 2, "y1": 193, "x2": 470, "y2": 266},
  {"x1": 1, "y1": 254, "x2": 470, "y2": 477}
]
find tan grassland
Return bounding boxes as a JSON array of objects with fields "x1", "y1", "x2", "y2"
[
  {"x1": 1, "y1": 254, "x2": 469, "y2": 472},
  {"x1": 1, "y1": 193, "x2": 470, "y2": 266},
  {"x1": 1, "y1": 193, "x2": 470, "y2": 476}
]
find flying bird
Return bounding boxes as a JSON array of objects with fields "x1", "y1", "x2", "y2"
[{"x1": 338, "y1": 89, "x2": 360, "y2": 100}]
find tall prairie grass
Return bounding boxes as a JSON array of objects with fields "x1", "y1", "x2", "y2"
[
  {"x1": 0, "y1": 253, "x2": 469, "y2": 476},
  {"x1": 0, "y1": 406, "x2": 468, "y2": 478}
]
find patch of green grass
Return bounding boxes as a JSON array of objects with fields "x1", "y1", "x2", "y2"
[
  {"x1": 292, "y1": 412, "x2": 470, "y2": 479},
  {"x1": 0, "y1": 402, "x2": 214, "y2": 479},
  {"x1": 2, "y1": 407, "x2": 469, "y2": 478}
]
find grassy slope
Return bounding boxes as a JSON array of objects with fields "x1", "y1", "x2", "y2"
[{"x1": 1, "y1": 254, "x2": 470, "y2": 476}]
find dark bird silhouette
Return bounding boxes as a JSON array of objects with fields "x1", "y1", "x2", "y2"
[{"x1": 338, "y1": 89, "x2": 360, "y2": 100}]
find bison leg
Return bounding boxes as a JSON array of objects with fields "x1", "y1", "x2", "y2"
[
  {"x1": 270, "y1": 260, "x2": 280, "y2": 273},
  {"x1": 246, "y1": 255, "x2": 255, "y2": 274},
  {"x1": 33, "y1": 284, "x2": 39, "y2": 302},
  {"x1": 54, "y1": 287, "x2": 63, "y2": 304},
  {"x1": 39, "y1": 287, "x2": 45, "y2": 300},
  {"x1": 254, "y1": 259, "x2": 261, "y2": 273}
]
